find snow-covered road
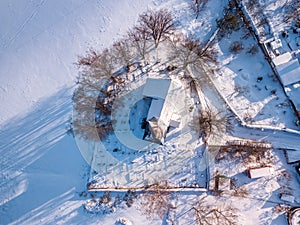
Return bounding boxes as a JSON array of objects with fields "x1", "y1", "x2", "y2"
[{"x1": 233, "y1": 124, "x2": 300, "y2": 150}]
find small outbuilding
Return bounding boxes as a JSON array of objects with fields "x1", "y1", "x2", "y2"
[
  {"x1": 273, "y1": 52, "x2": 292, "y2": 66},
  {"x1": 276, "y1": 58, "x2": 300, "y2": 86},
  {"x1": 247, "y1": 166, "x2": 274, "y2": 179}
]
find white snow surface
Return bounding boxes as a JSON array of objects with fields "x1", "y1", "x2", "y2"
[
  {"x1": 0, "y1": 0, "x2": 154, "y2": 224},
  {"x1": 1, "y1": 0, "x2": 300, "y2": 224},
  {"x1": 0, "y1": 0, "x2": 153, "y2": 127}
]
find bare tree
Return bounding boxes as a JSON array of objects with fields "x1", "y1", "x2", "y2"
[
  {"x1": 139, "y1": 181, "x2": 174, "y2": 219},
  {"x1": 127, "y1": 25, "x2": 151, "y2": 60},
  {"x1": 285, "y1": 0, "x2": 300, "y2": 25},
  {"x1": 190, "y1": 0, "x2": 209, "y2": 19},
  {"x1": 231, "y1": 180, "x2": 249, "y2": 198},
  {"x1": 73, "y1": 97, "x2": 113, "y2": 141},
  {"x1": 76, "y1": 48, "x2": 101, "y2": 66},
  {"x1": 229, "y1": 41, "x2": 244, "y2": 53},
  {"x1": 217, "y1": 0, "x2": 240, "y2": 38},
  {"x1": 192, "y1": 204, "x2": 238, "y2": 225},
  {"x1": 278, "y1": 170, "x2": 293, "y2": 196},
  {"x1": 137, "y1": 9, "x2": 175, "y2": 48},
  {"x1": 217, "y1": 14, "x2": 239, "y2": 37},
  {"x1": 112, "y1": 38, "x2": 134, "y2": 68},
  {"x1": 170, "y1": 36, "x2": 217, "y2": 73},
  {"x1": 171, "y1": 36, "x2": 200, "y2": 70},
  {"x1": 216, "y1": 140, "x2": 273, "y2": 165},
  {"x1": 73, "y1": 95, "x2": 99, "y2": 141},
  {"x1": 93, "y1": 49, "x2": 114, "y2": 80},
  {"x1": 190, "y1": 108, "x2": 232, "y2": 141},
  {"x1": 73, "y1": 84, "x2": 113, "y2": 141}
]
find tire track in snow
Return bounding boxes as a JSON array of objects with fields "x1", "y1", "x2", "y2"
[
  {"x1": 1, "y1": 0, "x2": 93, "y2": 54},
  {"x1": 1, "y1": 0, "x2": 47, "y2": 51}
]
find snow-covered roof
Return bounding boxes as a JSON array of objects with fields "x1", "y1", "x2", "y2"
[
  {"x1": 142, "y1": 78, "x2": 171, "y2": 99},
  {"x1": 146, "y1": 98, "x2": 164, "y2": 121},
  {"x1": 272, "y1": 52, "x2": 292, "y2": 66},
  {"x1": 143, "y1": 78, "x2": 182, "y2": 144},
  {"x1": 247, "y1": 167, "x2": 274, "y2": 179},
  {"x1": 147, "y1": 118, "x2": 166, "y2": 144},
  {"x1": 169, "y1": 113, "x2": 181, "y2": 128},
  {"x1": 276, "y1": 59, "x2": 300, "y2": 86},
  {"x1": 285, "y1": 83, "x2": 300, "y2": 113},
  {"x1": 270, "y1": 39, "x2": 282, "y2": 50}
]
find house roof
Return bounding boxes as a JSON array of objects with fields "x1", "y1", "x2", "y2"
[
  {"x1": 142, "y1": 78, "x2": 171, "y2": 99},
  {"x1": 143, "y1": 78, "x2": 180, "y2": 144},
  {"x1": 276, "y1": 58, "x2": 300, "y2": 86},
  {"x1": 147, "y1": 118, "x2": 166, "y2": 145},
  {"x1": 273, "y1": 52, "x2": 292, "y2": 66},
  {"x1": 146, "y1": 98, "x2": 165, "y2": 121},
  {"x1": 285, "y1": 83, "x2": 300, "y2": 114}
]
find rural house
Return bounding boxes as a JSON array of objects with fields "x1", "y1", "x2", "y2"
[{"x1": 142, "y1": 78, "x2": 181, "y2": 144}]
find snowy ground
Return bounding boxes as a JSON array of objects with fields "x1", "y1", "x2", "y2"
[
  {"x1": 1, "y1": 0, "x2": 300, "y2": 224},
  {"x1": 214, "y1": 20, "x2": 299, "y2": 130},
  {"x1": 0, "y1": 0, "x2": 155, "y2": 224},
  {"x1": 87, "y1": 68, "x2": 207, "y2": 190},
  {"x1": 0, "y1": 0, "x2": 154, "y2": 127}
]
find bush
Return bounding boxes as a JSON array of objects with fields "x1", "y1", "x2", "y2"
[
  {"x1": 217, "y1": 14, "x2": 240, "y2": 37},
  {"x1": 247, "y1": 45, "x2": 259, "y2": 55},
  {"x1": 229, "y1": 41, "x2": 244, "y2": 53}
]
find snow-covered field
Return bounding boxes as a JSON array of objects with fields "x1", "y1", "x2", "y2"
[
  {"x1": 0, "y1": 0, "x2": 155, "y2": 224},
  {"x1": 1, "y1": 0, "x2": 300, "y2": 224}
]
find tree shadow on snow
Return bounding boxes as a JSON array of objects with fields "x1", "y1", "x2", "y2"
[{"x1": 0, "y1": 86, "x2": 89, "y2": 225}]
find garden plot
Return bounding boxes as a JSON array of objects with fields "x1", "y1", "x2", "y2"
[
  {"x1": 213, "y1": 27, "x2": 299, "y2": 130},
  {"x1": 211, "y1": 146, "x2": 300, "y2": 225},
  {"x1": 88, "y1": 67, "x2": 207, "y2": 190}
]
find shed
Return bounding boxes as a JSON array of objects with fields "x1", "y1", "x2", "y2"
[
  {"x1": 276, "y1": 58, "x2": 300, "y2": 86},
  {"x1": 247, "y1": 166, "x2": 274, "y2": 179},
  {"x1": 273, "y1": 52, "x2": 292, "y2": 66}
]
